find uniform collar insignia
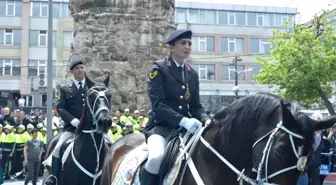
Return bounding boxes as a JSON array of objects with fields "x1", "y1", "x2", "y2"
[{"x1": 69, "y1": 83, "x2": 72, "y2": 88}]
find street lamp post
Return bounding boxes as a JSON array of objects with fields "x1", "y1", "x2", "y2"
[
  {"x1": 233, "y1": 56, "x2": 243, "y2": 100},
  {"x1": 47, "y1": 0, "x2": 53, "y2": 143}
]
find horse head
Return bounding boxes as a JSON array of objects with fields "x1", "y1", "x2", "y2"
[
  {"x1": 250, "y1": 94, "x2": 336, "y2": 185},
  {"x1": 82, "y1": 73, "x2": 112, "y2": 134}
]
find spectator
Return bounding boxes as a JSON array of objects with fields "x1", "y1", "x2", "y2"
[
  {"x1": 24, "y1": 129, "x2": 44, "y2": 185},
  {"x1": 18, "y1": 96, "x2": 25, "y2": 107}
]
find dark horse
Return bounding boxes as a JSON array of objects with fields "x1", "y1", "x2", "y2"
[
  {"x1": 100, "y1": 93, "x2": 336, "y2": 185},
  {"x1": 44, "y1": 74, "x2": 112, "y2": 185}
]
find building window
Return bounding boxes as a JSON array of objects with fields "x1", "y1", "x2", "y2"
[
  {"x1": 247, "y1": 12, "x2": 257, "y2": 26},
  {"x1": 188, "y1": 9, "x2": 216, "y2": 24},
  {"x1": 221, "y1": 65, "x2": 245, "y2": 80},
  {"x1": 176, "y1": 8, "x2": 186, "y2": 23},
  {"x1": 53, "y1": 2, "x2": 60, "y2": 18},
  {"x1": 39, "y1": 30, "x2": 47, "y2": 46},
  {"x1": 0, "y1": 1, "x2": 22, "y2": 16},
  {"x1": 264, "y1": 13, "x2": 274, "y2": 27},
  {"x1": 251, "y1": 65, "x2": 262, "y2": 80},
  {"x1": 31, "y1": 2, "x2": 48, "y2": 17},
  {"x1": 0, "y1": 29, "x2": 21, "y2": 46},
  {"x1": 249, "y1": 39, "x2": 271, "y2": 54},
  {"x1": 6, "y1": 1, "x2": 15, "y2": 16},
  {"x1": 218, "y1": 11, "x2": 228, "y2": 24},
  {"x1": 0, "y1": 60, "x2": 20, "y2": 76},
  {"x1": 4, "y1": 29, "x2": 13, "y2": 45},
  {"x1": 236, "y1": 12, "x2": 246, "y2": 25},
  {"x1": 41, "y1": 94, "x2": 47, "y2": 107},
  {"x1": 192, "y1": 36, "x2": 215, "y2": 52},
  {"x1": 257, "y1": 14, "x2": 264, "y2": 26},
  {"x1": 29, "y1": 30, "x2": 56, "y2": 46},
  {"x1": 63, "y1": 31, "x2": 73, "y2": 48},
  {"x1": 220, "y1": 37, "x2": 244, "y2": 53},
  {"x1": 26, "y1": 95, "x2": 33, "y2": 107},
  {"x1": 275, "y1": 14, "x2": 282, "y2": 27},
  {"x1": 228, "y1": 12, "x2": 236, "y2": 25},
  {"x1": 61, "y1": 3, "x2": 71, "y2": 18},
  {"x1": 190, "y1": 64, "x2": 216, "y2": 80}
]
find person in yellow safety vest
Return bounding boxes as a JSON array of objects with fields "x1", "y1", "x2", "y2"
[
  {"x1": 36, "y1": 123, "x2": 45, "y2": 141},
  {"x1": 120, "y1": 108, "x2": 133, "y2": 125},
  {"x1": 111, "y1": 117, "x2": 122, "y2": 134},
  {"x1": 132, "y1": 110, "x2": 140, "y2": 125},
  {"x1": 2, "y1": 125, "x2": 15, "y2": 180},
  {"x1": 108, "y1": 123, "x2": 122, "y2": 142},
  {"x1": 139, "y1": 109, "x2": 149, "y2": 124},
  {"x1": 52, "y1": 124, "x2": 58, "y2": 136},
  {"x1": 26, "y1": 124, "x2": 34, "y2": 140},
  {"x1": 124, "y1": 122, "x2": 139, "y2": 135},
  {"x1": 13, "y1": 124, "x2": 28, "y2": 179},
  {"x1": 0, "y1": 124, "x2": 5, "y2": 142}
]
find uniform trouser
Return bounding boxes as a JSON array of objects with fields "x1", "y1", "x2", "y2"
[
  {"x1": 2, "y1": 151, "x2": 11, "y2": 177},
  {"x1": 144, "y1": 134, "x2": 167, "y2": 174},
  {"x1": 24, "y1": 160, "x2": 40, "y2": 185},
  {"x1": 12, "y1": 150, "x2": 24, "y2": 174},
  {"x1": 52, "y1": 131, "x2": 74, "y2": 158}
]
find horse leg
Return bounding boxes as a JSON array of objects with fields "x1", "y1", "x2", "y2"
[{"x1": 100, "y1": 133, "x2": 145, "y2": 185}]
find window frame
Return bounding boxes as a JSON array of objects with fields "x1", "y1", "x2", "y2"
[
  {"x1": 40, "y1": 2, "x2": 48, "y2": 17},
  {"x1": 38, "y1": 30, "x2": 47, "y2": 46},
  {"x1": 5, "y1": 0, "x2": 15, "y2": 16},
  {"x1": 260, "y1": 39, "x2": 270, "y2": 54},
  {"x1": 257, "y1": 13, "x2": 264, "y2": 26},
  {"x1": 228, "y1": 12, "x2": 236, "y2": 25},
  {"x1": 4, "y1": 29, "x2": 13, "y2": 46}
]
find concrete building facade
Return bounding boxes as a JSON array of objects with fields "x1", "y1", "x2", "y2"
[
  {"x1": 0, "y1": 0, "x2": 298, "y2": 112},
  {"x1": 175, "y1": 2, "x2": 297, "y2": 111}
]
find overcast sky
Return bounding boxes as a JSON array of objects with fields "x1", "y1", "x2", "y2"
[{"x1": 177, "y1": 0, "x2": 336, "y2": 23}]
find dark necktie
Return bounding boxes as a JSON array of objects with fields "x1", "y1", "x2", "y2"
[
  {"x1": 178, "y1": 66, "x2": 185, "y2": 83},
  {"x1": 78, "y1": 81, "x2": 83, "y2": 91}
]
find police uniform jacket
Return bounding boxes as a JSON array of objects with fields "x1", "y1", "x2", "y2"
[
  {"x1": 144, "y1": 57, "x2": 209, "y2": 138},
  {"x1": 57, "y1": 81, "x2": 87, "y2": 132}
]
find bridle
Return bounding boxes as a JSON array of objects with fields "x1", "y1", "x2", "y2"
[
  {"x1": 178, "y1": 120, "x2": 308, "y2": 185},
  {"x1": 71, "y1": 85, "x2": 110, "y2": 185},
  {"x1": 82, "y1": 86, "x2": 110, "y2": 133}
]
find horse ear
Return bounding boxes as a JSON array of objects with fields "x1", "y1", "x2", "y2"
[
  {"x1": 280, "y1": 100, "x2": 296, "y2": 125},
  {"x1": 314, "y1": 115, "x2": 336, "y2": 131},
  {"x1": 104, "y1": 73, "x2": 110, "y2": 88},
  {"x1": 85, "y1": 73, "x2": 94, "y2": 89}
]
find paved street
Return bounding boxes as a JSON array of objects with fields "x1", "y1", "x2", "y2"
[{"x1": 3, "y1": 178, "x2": 43, "y2": 185}]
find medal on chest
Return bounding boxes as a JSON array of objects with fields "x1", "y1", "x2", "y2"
[{"x1": 185, "y1": 83, "x2": 190, "y2": 100}]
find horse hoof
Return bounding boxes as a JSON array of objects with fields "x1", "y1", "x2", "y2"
[{"x1": 44, "y1": 175, "x2": 57, "y2": 185}]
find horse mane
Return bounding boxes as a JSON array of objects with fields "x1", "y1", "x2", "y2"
[{"x1": 210, "y1": 93, "x2": 315, "y2": 155}]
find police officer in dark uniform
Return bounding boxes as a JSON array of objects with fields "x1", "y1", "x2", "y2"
[
  {"x1": 44, "y1": 59, "x2": 87, "y2": 185},
  {"x1": 141, "y1": 29, "x2": 210, "y2": 185}
]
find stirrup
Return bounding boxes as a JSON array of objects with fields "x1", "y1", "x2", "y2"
[{"x1": 45, "y1": 175, "x2": 58, "y2": 185}]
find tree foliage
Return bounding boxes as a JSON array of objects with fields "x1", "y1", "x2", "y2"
[{"x1": 256, "y1": 11, "x2": 336, "y2": 113}]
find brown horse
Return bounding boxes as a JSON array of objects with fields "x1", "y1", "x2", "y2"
[{"x1": 100, "y1": 93, "x2": 336, "y2": 185}]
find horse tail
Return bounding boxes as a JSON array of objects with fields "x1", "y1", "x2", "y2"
[{"x1": 100, "y1": 133, "x2": 146, "y2": 185}]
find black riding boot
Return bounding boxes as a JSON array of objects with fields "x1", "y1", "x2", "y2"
[
  {"x1": 45, "y1": 156, "x2": 61, "y2": 185},
  {"x1": 141, "y1": 169, "x2": 159, "y2": 185}
]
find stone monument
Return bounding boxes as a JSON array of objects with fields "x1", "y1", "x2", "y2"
[{"x1": 69, "y1": 0, "x2": 176, "y2": 111}]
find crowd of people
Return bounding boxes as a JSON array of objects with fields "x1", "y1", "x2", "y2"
[{"x1": 0, "y1": 106, "x2": 150, "y2": 184}]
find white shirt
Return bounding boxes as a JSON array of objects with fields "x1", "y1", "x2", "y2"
[
  {"x1": 172, "y1": 58, "x2": 185, "y2": 69},
  {"x1": 43, "y1": 116, "x2": 60, "y2": 129},
  {"x1": 73, "y1": 79, "x2": 85, "y2": 89},
  {"x1": 18, "y1": 98, "x2": 25, "y2": 107}
]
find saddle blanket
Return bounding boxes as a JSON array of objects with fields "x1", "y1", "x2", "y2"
[{"x1": 112, "y1": 143, "x2": 183, "y2": 185}]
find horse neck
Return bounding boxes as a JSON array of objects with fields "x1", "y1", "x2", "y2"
[{"x1": 188, "y1": 125, "x2": 253, "y2": 185}]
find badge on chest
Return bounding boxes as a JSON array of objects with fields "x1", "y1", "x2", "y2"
[{"x1": 185, "y1": 83, "x2": 190, "y2": 100}]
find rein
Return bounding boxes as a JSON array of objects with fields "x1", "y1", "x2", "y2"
[
  {"x1": 71, "y1": 85, "x2": 110, "y2": 185},
  {"x1": 178, "y1": 120, "x2": 306, "y2": 185}
]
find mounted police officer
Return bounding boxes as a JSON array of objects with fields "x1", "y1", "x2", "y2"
[
  {"x1": 141, "y1": 29, "x2": 210, "y2": 185},
  {"x1": 44, "y1": 59, "x2": 87, "y2": 185}
]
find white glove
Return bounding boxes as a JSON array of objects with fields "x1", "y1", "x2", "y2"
[
  {"x1": 70, "y1": 118, "x2": 80, "y2": 127},
  {"x1": 179, "y1": 117, "x2": 202, "y2": 134}
]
